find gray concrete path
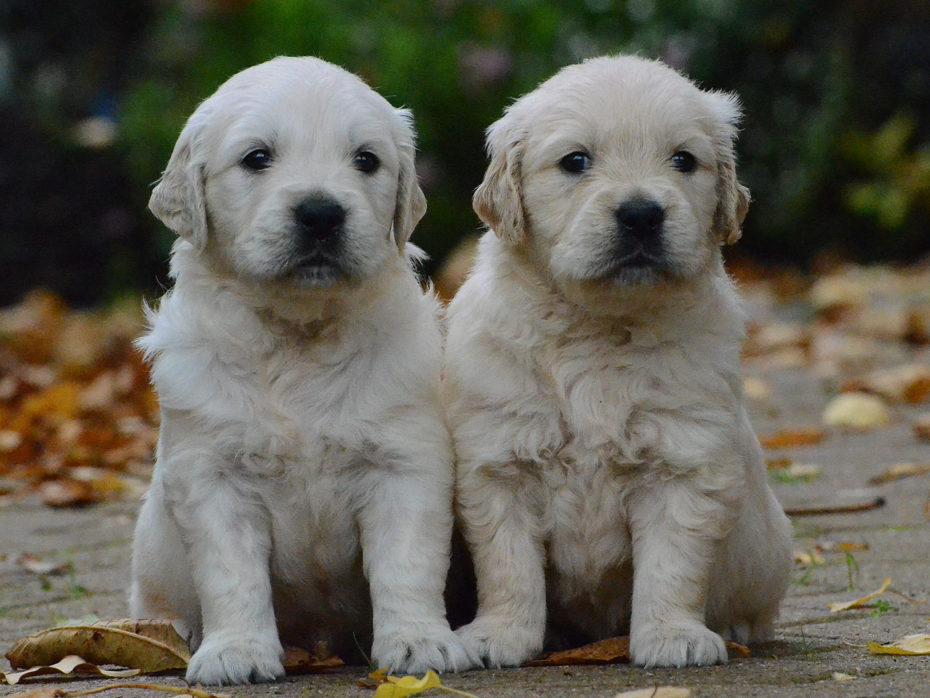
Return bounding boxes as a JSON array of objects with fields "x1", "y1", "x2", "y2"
[{"x1": 2, "y1": 286, "x2": 930, "y2": 697}]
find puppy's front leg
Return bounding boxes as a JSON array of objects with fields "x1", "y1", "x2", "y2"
[
  {"x1": 454, "y1": 465, "x2": 546, "y2": 668},
  {"x1": 627, "y1": 478, "x2": 733, "y2": 668},
  {"x1": 168, "y1": 461, "x2": 284, "y2": 685},
  {"x1": 359, "y1": 442, "x2": 477, "y2": 673}
]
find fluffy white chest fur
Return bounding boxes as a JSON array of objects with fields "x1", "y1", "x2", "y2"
[
  {"x1": 132, "y1": 247, "x2": 466, "y2": 673},
  {"x1": 446, "y1": 234, "x2": 792, "y2": 666}
]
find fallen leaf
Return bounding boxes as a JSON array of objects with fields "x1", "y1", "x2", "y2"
[
  {"x1": 868, "y1": 633, "x2": 930, "y2": 655},
  {"x1": 1, "y1": 654, "x2": 139, "y2": 685},
  {"x1": 282, "y1": 643, "x2": 344, "y2": 674},
  {"x1": 822, "y1": 392, "x2": 890, "y2": 430},
  {"x1": 5, "y1": 619, "x2": 190, "y2": 673},
  {"x1": 832, "y1": 672, "x2": 856, "y2": 681},
  {"x1": 15, "y1": 553, "x2": 69, "y2": 576},
  {"x1": 372, "y1": 670, "x2": 441, "y2": 698},
  {"x1": 913, "y1": 414, "x2": 930, "y2": 441},
  {"x1": 727, "y1": 642, "x2": 752, "y2": 658},
  {"x1": 868, "y1": 463, "x2": 930, "y2": 485},
  {"x1": 614, "y1": 689, "x2": 691, "y2": 698},
  {"x1": 758, "y1": 428, "x2": 825, "y2": 449},
  {"x1": 794, "y1": 549, "x2": 825, "y2": 566},
  {"x1": 771, "y1": 462, "x2": 822, "y2": 482},
  {"x1": 524, "y1": 636, "x2": 748, "y2": 667},
  {"x1": 829, "y1": 577, "x2": 892, "y2": 612},
  {"x1": 743, "y1": 377, "x2": 771, "y2": 401},
  {"x1": 37, "y1": 479, "x2": 99, "y2": 508},
  {"x1": 816, "y1": 542, "x2": 869, "y2": 554},
  {"x1": 524, "y1": 637, "x2": 631, "y2": 666},
  {"x1": 843, "y1": 364, "x2": 930, "y2": 403}
]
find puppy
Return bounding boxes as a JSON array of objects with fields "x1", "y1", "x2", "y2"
[
  {"x1": 444, "y1": 55, "x2": 793, "y2": 669},
  {"x1": 130, "y1": 56, "x2": 474, "y2": 684}
]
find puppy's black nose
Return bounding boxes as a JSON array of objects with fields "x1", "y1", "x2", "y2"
[
  {"x1": 294, "y1": 196, "x2": 345, "y2": 240},
  {"x1": 616, "y1": 199, "x2": 665, "y2": 239}
]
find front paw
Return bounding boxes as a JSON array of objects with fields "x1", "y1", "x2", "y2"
[
  {"x1": 455, "y1": 616, "x2": 543, "y2": 668},
  {"x1": 373, "y1": 622, "x2": 480, "y2": 674},
  {"x1": 186, "y1": 633, "x2": 285, "y2": 685},
  {"x1": 631, "y1": 620, "x2": 727, "y2": 668}
]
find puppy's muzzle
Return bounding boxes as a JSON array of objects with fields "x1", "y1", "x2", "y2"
[
  {"x1": 295, "y1": 195, "x2": 346, "y2": 242},
  {"x1": 615, "y1": 199, "x2": 664, "y2": 241},
  {"x1": 609, "y1": 198, "x2": 666, "y2": 269}
]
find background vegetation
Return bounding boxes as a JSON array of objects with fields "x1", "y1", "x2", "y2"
[{"x1": 1, "y1": 0, "x2": 928, "y2": 306}]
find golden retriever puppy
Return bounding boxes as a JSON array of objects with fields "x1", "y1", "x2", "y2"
[
  {"x1": 130, "y1": 56, "x2": 475, "y2": 685},
  {"x1": 444, "y1": 55, "x2": 792, "y2": 669}
]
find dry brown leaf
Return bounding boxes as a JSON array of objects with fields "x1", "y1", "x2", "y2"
[
  {"x1": 794, "y1": 549, "x2": 825, "y2": 566},
  {"x1": 868, "y1": 463, "x2": 930, "y2": 485},
  {"x1": 816, "y1": 541, "x2": 869, "y2": 554},
  {"x1": 868, "y1": 633, "x2": 930, "y2": 655},
  {"x1": 822, "y1": 392, "x2": 890, "y2": 430},
  {"x1": 843, "y1": 364, "x2": 930, "y2": 403},
  {"x1": 15, "y1": 553, "x2": 69, "y2": 576},
  {"x1": 37, "y1": 479, "x2": 99, "y2": 508},
  {"x1": 524, "y1": 636, "x2": 631, "y2": 666},
  {"x1": 828, "y1": 577, "x2": 892, "y2": 612},
  {"x1": 524, "y1": 636, "x2": 747, "y2": 667},
  {"x1": 914, "y1": 413, "x2": 930, "y2": 441},
  {"x1": 758, "y1": 428, "x2": 825, "y2": 449},
  {"x1": 5, "y1": 619, "x2": 190, "y2": 673},
  {"x1": 1, "y1": 654, "x2": 140, "y2": 685},
  {"x1": 282, "y1": 643, "x2": 345, "y2": 674}
]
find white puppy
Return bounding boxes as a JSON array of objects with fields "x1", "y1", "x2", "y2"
[
  {"x1": 130, "y1": 56, "x2": 474, "y2": 684},
  {"x1": 444, "y1": 55, "x2": 793, "y2": 669}
]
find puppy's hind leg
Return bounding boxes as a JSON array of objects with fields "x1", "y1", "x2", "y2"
[
  {"x1": 130, "y1": 472, "x2": 202, "y2": 649},
  {"x1": 706, "y1": 462, "x2": 792, "y2": 644},
  {"x1": 454, "y1": 462, "x2": 547, "y2": 669}
]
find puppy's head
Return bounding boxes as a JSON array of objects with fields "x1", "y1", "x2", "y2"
[
  {"x1": 475, "y1": 55, "x2": 750, "y2": 293},
  {"x1": 150, "y1": 56, "x2": 426, "y2": 288}
]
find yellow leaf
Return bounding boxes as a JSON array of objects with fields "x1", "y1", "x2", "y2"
[
  {"x1": 828, "y1": 577, "x2": 892, "y2": 612},
  {"x1": 374, "y1": 670, "x2": 442, "y2": 698},
  {"x1": 868, "y1": 633, "x2": 930, "y2": 655},
  {"x1": 822, "y1": 392, "x2": 890, "y2": 430}
]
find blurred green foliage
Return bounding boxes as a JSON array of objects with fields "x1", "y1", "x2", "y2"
[{"x1": 1, "y1": 0, "x2": 928, "y2": 304}]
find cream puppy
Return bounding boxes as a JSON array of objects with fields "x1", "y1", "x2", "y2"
[
  {"x1": 130, "y1": 56, "x2": 474, "y2": 684},
  {"x1": 444, "y1": 55, "x2": 793, "y2": 669}
]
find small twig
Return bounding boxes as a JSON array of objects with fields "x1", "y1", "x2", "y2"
[
  {"x1": 66, "y1": 683, "x2": 227, "y2": 698},
  {"x1": 785, "y1": 496, "x2": 885, "y2": 517}
]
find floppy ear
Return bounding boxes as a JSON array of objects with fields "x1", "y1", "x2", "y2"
[
  {"x1": 148, "y1": 118, "x2": 209, "y2": 251},
  {"x1": 706, "y1": 91, "x2": 751, "y2": 246},
  {"x1": 391, "y1": 109, "x2": 427, "y2": 252},
  {"x1": 473, "y1": 118, "x2": 526, "y2": 244}
]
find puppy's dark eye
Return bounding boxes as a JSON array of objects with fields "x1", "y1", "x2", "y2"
[
  {"x1": 242, "y1": 149, "x2": 272, "y2": 171},
  {"x1": 354, "y1": 151, "x2": 380, "y2": 174},
  {"x1": 559, "y1": 151, "x2": 591, "y2": 174},
  {"x1": 670, "y1": 151, "x2": 697, "y2": 173}
]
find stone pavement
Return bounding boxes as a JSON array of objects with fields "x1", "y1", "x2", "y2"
[{"x1": 2, "y1": 282, "x2": 930, "y2": 697}]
